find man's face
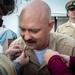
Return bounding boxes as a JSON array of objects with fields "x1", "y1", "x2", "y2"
[
  {"x1": 19, "y1": 15, "x2": 51, "y2": 50},
  {"x1": 68, "y1": 8, "x2": 75, "y2": 19}
]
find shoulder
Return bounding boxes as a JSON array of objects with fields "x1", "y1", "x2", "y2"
[
  {"x1": 57, "y1": 21, "x2": 69, "y2": 30},
  {"x1": 50, "y1": 32, "x2": 75, "y2": 47},
  {"x1": 57, "y1": 22, "x2": 67, "y2": 29},
  {"x1": 50, "y1": 32, "x2": 75, "y2": 55},
  {"x1": 9, "y1": 36, "x2": 26, "y2": 48}
]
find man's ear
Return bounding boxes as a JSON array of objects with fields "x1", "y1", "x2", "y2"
[{"x1": 48, "y1": 20, "x2": 54, "y2": 31}]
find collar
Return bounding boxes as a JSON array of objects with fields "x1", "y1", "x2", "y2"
[
  {"x1": 65, "y1": 21, "x2": 75, "y2": 28},
  {"x1": 25, "y1": 49, "x2": 47, "y2": 69}
]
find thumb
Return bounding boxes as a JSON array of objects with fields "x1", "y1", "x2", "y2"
[
  {"x1": 21, "y1": 51, "x2": 29, "y2": 58},
  {"x1": 20, "y1": 51, "x2": 25, "y2": 57}
]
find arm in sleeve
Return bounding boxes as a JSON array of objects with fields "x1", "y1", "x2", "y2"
[
  {"x1": 48, "y1": 55, "x2": 75, "y2": 75},
  {"x1": 13, "y1": 61, "x2": 21, "y2": 75},
  {"x1": 69, "y1": 56, "x2": 75, "y2": 73}
]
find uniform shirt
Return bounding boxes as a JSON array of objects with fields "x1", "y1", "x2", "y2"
[
  {"x1": 9, "y1": 32, "x2": 75, "y2": 75},
  {"x1": 56, "y1": 21, "x2": 75, "y2": 39}
]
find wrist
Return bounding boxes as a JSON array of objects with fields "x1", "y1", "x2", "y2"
[{"x1": 13, "y1": 61, "x2": 21, "y2": 70}]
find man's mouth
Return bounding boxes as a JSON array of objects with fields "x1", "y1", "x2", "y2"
[{"x1": 26, "y1": 42, "x2": 36, "y2": 46}]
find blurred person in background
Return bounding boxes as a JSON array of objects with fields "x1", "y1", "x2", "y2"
[
  {"x1": 0, "y1": 0, "x2": 15, "y2": 27},
  {"x1": 56, "y1": 0, "x2": 75, "y2": 39}
]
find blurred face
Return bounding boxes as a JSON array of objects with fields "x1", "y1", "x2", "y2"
[
  {"x1": 68, "y1": 9, "x2": 75, "y2": 19},
  {"x1": 19, "y1": 12, "x2": 54, "y2": 50}
]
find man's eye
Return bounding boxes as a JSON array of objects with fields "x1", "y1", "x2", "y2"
[
  {"x1": 21, "y1": 29, "x2": 25, "y2": 32},
  {"x1": 31, "y1": 30, "x2": 39, "y2": 33}
]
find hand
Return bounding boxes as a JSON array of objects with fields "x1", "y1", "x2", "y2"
[
  {"x1": 59, "y1": 54, "x2": 70, "y2": 67},
  {"x1": 5, "y1": 45, "x2": 24, "y2": 60},
  {"x1": 14, "y1": 51, "x2": 29, "y2": 66},
  {"x1": 44, "y1": 49, "x2": 59, "y2": 64}
]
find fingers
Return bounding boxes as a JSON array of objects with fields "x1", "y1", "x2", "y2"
[
  {"x1": 45, "y1": 49, "x2": 59, "y2": 57},
  {"x1": 5, "y1": 49, "x2": 22, "y2": 56},
  {"x1": 20, "y1": 51, "x2": 26, "y2": 57},
  {"x1": 15, "y1": 51, "x2": 29, "y2": 66},
  {"x1": 59, "y1": 54, "x2": 70, "y2": 62},
  {"x1": 5, "y1": 45, "x2": 24, "y2": 55},
  {"x1": 11, "y1": 45, "x2": 22, "y2": 49},
  {"x1": 44, "y1": 49, "x2": 60, "y2": 64},
  {"x1": 21, "y1": 51, "x2": 29, "y2": 60},
  {"x1": 25, "y1": 56, "x2": 29, "y2": 63}
]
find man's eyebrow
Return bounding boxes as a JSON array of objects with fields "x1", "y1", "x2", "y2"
[{"x1": 19, "y1": 25, "x2": 22, "y2": 27}]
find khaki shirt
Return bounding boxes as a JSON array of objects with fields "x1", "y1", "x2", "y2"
[
  {"x1": 9, "y1": 32, "x2": 75, "y2": 75},
  {"x1": 56, "y1": 21, "x2": 75, "y2": 39}
]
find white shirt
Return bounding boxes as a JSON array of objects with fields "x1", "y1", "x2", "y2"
[
  {"x1": 71, "y1": 23, "x2": 75, "y2": 28},
  {"x1": 33, "y1": 47, "x2": 48, "y2": 64}
]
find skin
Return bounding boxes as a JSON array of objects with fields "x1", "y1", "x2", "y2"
[
  {"x1": 67, "y1": 9, "x2": 75, "y2": 23},
  {"x1": 19, "y1": 1, "x2": 54, "y2": 50},
  {"x1": 15, "y1": 51, "x2": 29, "y2": 66},
  {"x1": 60, "y1": 54, "x2": 70, "y2": 66},
  {"x1": 44, "y1": 49, "x2": 70, "y2": 66},
  {"x1": 5, "y1": 45, "x2": 23, "y2": 56},
  {"x1": 44, "y1": 49, "x2": 59, "y2": 64},
  {"x1": 5, "y1": 45, "x2": 29, "y2": 66}
]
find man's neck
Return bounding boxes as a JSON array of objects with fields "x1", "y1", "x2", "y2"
[{"x1": 69, "y1": 19, "x2": 75, "y2": 23}]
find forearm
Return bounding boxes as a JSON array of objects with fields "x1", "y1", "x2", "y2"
[
  {"x1": 48, "y1": 55, "x2": 75, "y2": 75},
  {"x1": 13, "y1": 61, "x2": 21, "y2": 75}
]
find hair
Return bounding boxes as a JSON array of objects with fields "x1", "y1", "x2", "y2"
[
  {"x1": 0, "y1": 0, "x2": 15, "y2": 16},
  {"x1": 0, "y1": 54, "x2": 17, "y2": 75}
]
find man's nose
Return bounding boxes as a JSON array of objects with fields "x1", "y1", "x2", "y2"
[{"x1": 24, "y1": 31, "x2": 31, "y2": 40}]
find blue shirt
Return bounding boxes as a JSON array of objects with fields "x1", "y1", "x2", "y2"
[{"x1": 13, "y1": 61, "x2": 21, "y2": 75}]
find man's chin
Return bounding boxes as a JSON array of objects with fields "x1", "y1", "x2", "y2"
[{"x1": 26, "y1": 46, "x2": 35, "y2": 50}]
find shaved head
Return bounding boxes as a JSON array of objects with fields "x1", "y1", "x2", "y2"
[{"x1": 20, "y1": 0, "x2": 51, "y2": 25}]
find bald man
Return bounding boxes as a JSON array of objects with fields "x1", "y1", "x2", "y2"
[{"x1": 5, "y1": 1, "x2": 75, "y2": 75}]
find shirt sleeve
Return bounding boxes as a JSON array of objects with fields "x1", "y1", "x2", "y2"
[
  {"x1": 13, "y1": 61, "x2": 21, "y2": 75},
  {"x1": 48, "y1": 55, "x2": 75, "y2": 75},
  {"x1": 69, "y1": 56, "x2": 75, "y2": 73}
]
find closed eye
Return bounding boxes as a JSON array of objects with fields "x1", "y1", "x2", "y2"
[
  {"x1": 29, "y1": 29, "x2": 40, "y2": 33},
  {"x1": 19, "y1": 26, "x2": 26, "y2": 32}
]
